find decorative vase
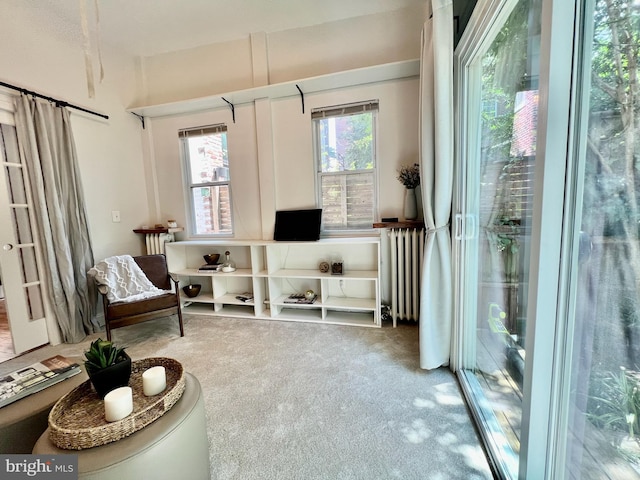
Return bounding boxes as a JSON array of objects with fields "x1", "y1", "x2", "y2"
[
  {"x1": 222, "y1": 250, "x2": 236, "y2": 272},
  {"x1": 404, "y1": 188, "x2": 418, "y2": 220},
  {"x1": 88, "y1": 353, "x2": 132, "y2": 399},
  {"x1": 182, "y1": 284, "x2": 202, "y2": 298}
]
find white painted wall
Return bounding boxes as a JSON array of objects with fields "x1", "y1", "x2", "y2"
[
  {"x1": 141, "y1": 5, "x2": 426, "y2": 244},
  {"x1": 149, "y1": 104, "x2": 263, "y2": 240},
  {"x1": 1, "y1": 2, "x2": 428, "y2": 329},
  {"x1": 148, "y1": 75, "x2": 420, "y2": 245},
  {"x1": 271, "y1": 79, "x2": 420, "y2": 220},
  {"x1": 141, "y1": 37, "x2": 254, "y2": 106},
  {"x1": 135, "y1": 5, "x2": 427, "y2": 107},
  {"x1": 0, "y1": 2, "x2": 149, "y2": 261},
  {"x1": 267, "y1": 6, "x2": 425, "y2": 84}
]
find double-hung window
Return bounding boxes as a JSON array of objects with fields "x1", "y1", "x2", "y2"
[
  {"x1": 179, "y1": 124, "x2": 232, "y2": 236},
  {"x1": 312, "y1": 101, "x2": 378, "y2": 233}
]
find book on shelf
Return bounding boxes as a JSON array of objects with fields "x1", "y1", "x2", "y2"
[
  {"x1": 0, "y1": 355, "x2": 82, "y2": 409},
  {"x1": 198, "y1": 263, "x2": 221, "y2": 272},
  {"x1": 283, "y1": 293, "x2": 317, "y2": 304},
  {"x1": 235, "y1": 292, "x2": 254, "y2": 303}
]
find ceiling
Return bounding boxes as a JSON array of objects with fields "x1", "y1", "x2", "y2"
[{"x1": 24, "y1": 0, "x2": 426, "y2": 58}]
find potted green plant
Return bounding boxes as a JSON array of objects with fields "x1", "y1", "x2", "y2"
[{"x1": 84, "y1": 338, "x2": 131, "y2": 398}]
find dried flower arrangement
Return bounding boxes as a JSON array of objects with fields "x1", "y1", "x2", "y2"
[{"x1": 397, "y1": 163, "x2": 421, "y2": 189}]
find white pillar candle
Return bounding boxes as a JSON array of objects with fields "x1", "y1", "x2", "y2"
[
  {"x1": 142, "y1": 366, "x2": 167, "y2": 396},
  {"x1": 104, "y1": 386, "x2": 133, "y2": 422}
]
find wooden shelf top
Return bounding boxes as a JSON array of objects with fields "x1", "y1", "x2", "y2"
[
  {"x1": 133, "y1": 227, "x2": 184, "y2": 234},
  {"x1": 372, "y1": 221, "x2": 425, "y2": 229}
]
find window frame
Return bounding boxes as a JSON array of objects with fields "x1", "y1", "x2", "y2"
[
  {"x1": 179, "y1": 123, "x2": 234, "y2": 238},
  {"x1": 311, "y1": 100, "x2": 379, "y2": 235}
]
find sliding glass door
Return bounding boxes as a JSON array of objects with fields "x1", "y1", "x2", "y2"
[
  {"x1": 557, "y1": 0, "x2": 640, "y2": 477},
  {"x1": 455, "y1": 0, "x2": 640, "y2": 478},
  {"x1": 455, "y1": 0, "x2": 541, "y2": 476}
]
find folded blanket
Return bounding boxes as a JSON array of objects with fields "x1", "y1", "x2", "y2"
[{"x1": 88, "y1": 255, "x2": 169, "y2": 303}]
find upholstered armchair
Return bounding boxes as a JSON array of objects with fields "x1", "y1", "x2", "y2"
[{"x1": 95, "y1": 254, "x2": 184, "y2": 341}]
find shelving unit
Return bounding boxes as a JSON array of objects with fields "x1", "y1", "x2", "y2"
[
  {"x1": 127, "y1": 60, "x2": 419, "y2": 118},
  {"x1": 165, "y1": 238, "x2": 381, "y2": 327}
]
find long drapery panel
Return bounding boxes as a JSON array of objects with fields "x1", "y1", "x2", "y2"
[
  {"x1": 419, "y1": 0, "x2": 454, "y2": 369},
  {"x1": 14, "y1": 95, "x2": 96, "y2": 343}
]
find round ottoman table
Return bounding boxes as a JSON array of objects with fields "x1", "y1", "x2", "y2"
[
  {"x1": 33, "y1": 372, "x2": 209, "y2": 480},
  {"x1": 0, "y1": 361, "x2": 87, "y2": 454}
]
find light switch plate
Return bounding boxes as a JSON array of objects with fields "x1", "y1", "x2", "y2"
[{"x1": 111, "y1": 210, "x2": 121, "y2": 223}]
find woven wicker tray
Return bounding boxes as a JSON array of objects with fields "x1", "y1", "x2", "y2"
[{"x1": 48, "y1": 357, "x2": 185, "y2": 450}]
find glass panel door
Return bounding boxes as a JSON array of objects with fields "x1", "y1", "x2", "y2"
[
  {"x1": 0, "y1": 123, "x2": 48, "y2": 354},
  {"x1": 560, "y1": 1, "x2": 640, "y2": 477},
  {"x1": 457, "y1": 0, "x2": 542, "y2": 477}
]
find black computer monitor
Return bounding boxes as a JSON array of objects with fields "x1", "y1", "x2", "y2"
[{"x1": 273, "y1": 209, "x2": 322, "y2": 241}]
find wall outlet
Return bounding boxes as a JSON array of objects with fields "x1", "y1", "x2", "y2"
[{"x1": 111, "y1": 210, "x2": 121, "y2": 223}]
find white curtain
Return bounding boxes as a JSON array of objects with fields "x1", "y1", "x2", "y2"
[
  {"x1": 14, "y1": 95, "x2": 96, "y2": 343},
  {"x1": 419, "y1": 0, "x2": 454, "y2": 369}
]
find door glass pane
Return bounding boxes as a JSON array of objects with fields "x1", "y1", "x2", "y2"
[
  {"x1": 461, "y1": 0, "x2": 541, "y2": 477},
  {"x1": 25, "y1": 284, "x2": 44, "y2": 321},
  {"x1": 19, "y1": 247, "x2": 39, "y2": 284},
  {"x1": 11, "y1": 207, "x2": 33, "y2": 244},
  {"x1": 564, "y1": 1, "x2": 640, "y2": 477},
  {"x1": 6, "y1": 164, "x2": 27, "y2": 204}
]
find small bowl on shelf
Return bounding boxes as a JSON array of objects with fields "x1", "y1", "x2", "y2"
[
  {"x1": 182, "y1": 284, "x2": 201, "y2": 298},
  {"x1": 203, "y1": 254, "x2": 220, "y2": 265}
]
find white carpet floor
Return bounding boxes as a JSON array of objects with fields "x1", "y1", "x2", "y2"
[{"x1": 0, "y1": 314, "x2": 494, "y2": 480}]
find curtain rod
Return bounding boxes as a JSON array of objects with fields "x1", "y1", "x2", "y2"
[{"x1": 0, "y1": 80, "x2": 109, "y2": 120}]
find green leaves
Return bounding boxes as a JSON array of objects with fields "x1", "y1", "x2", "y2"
[
  {"x1": 84, "y1": 338, "x2": 127, "y2": 374},
  {"x1": 589, "y1": 367, "x2": 640, "y2": 440}
]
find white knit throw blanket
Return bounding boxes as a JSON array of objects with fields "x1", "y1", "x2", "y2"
[{"x1": 88, "y1": 255, "x2": 169, "y2": 303}]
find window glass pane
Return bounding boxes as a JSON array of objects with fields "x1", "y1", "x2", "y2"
[
  {"x1": 186, "y1": 132, "x2": 228, "y2": 185},
  {"x1": 321, "y1": 172, "x2": 374, "y2": 230},
  {"x1": 191, "y1": 185, "x2": 232, "y2": 235},
  {"x1": 564, "y1": 2, "x2": 640, "y2": 477},
  {"x1": 317, "y1": 112, "x2": 373, "y2": 173}
]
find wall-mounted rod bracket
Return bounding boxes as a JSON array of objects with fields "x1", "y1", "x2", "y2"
[
  {"x1": 295, "y1": 84, "x2": 305, "y2": 114},
  {"x1": 221, "y1": 97, "x2": 236, "y2": 123},
  {"x1": 131, "y1": 112, "x2": 145, "y2": 129}
]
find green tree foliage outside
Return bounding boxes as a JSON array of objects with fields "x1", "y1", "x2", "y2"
[{"x1": 318, "y1": 113, "x2": 373, "y2": 173}]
